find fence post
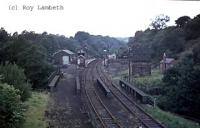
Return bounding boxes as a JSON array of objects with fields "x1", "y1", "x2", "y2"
[{"x1": 153, "y1": 98, "x2": 157, "y2": 107}]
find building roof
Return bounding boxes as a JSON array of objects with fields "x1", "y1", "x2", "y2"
[
  {"x1": 160, "y1": 58, "x2": 175, "y2": 64},
  {"x1": 78, "y1": 55, "x2": 85, "y2": 58},
  {"x1": 108, "y1": 53, "x2": 116, "y2": 57},
  {"x1": 53, "y1": 49, "x2": 74, "y2": 56},
  {"x1": 108, "y1": 53, "x2": 116, "y2": 56},
  {"x1": 78, "y1": 49, "x2": 85, "y2": 54},
  {"x1": 62, "y1": 50, "x2": 74, "y2": 55}
]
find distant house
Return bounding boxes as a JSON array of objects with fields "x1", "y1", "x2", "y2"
[
  {"x1": 77, "y1": 49, "x2": 86, "y2": 67},
  {"x1": 77, "y1": 55, "x2": 86, "y2": 67},
  {"x1": 77, "y1": 49, "x2": 85, "y2": 56},
  {"x1": 160, "y1": 53, "x2": 175, "y2": 73},
  {"x1": 53, "y1": 49, "x2": 75, "y2": 65},
  {"x1": 118, "y1": 50, "x2": 129, "y2": 59},
  {"x1": 131, "y1": 44, "x2": 151, "y2": 76},
  {"x1": 132, "y1": 62, "x2": 151, "y2": 76},
  {"x1": 108, "y1": 53, "x2": 117, "y2": 60}
]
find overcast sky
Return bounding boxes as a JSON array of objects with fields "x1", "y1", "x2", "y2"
[{"x1": 0, "y1": 0, "x2": 200, "y2": 37}]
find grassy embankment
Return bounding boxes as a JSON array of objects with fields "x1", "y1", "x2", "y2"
[
  {"x1": 132, "y1": 69, "x2": 163, "y2": 87},
  {"x1": 113, "y1": 68, "x2": 163, "y2": 88},
  {"x1": 144, "y1": 106, "x2": 200, "y2": 128},
  {"x1": 22, "y1": 91, "x2": 49, "y2": 128},
  {"x1": 112, "y1": 69, "x2": 128, "y2": 80}
]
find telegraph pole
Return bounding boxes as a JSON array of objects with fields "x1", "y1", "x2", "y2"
[
  {"x1": 104, "y1": 49, "x2": 107, "y2": 66},
  {"x1": 163, "y1": 52, "x2": 166, "y2": 72},
  {"x1": 128, "y1": 47, "x2": 131, "y2": 82}
]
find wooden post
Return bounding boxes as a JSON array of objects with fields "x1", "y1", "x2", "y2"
[{"x1": 153, "y1": 98, "x2": 157, "y2": 107}]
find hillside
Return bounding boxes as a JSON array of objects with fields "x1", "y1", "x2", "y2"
[
  {"x1": 127, "y1": 14, "x2": 200, "y2": 65},
  {"x1": 74, "y1": 31, "x2": 126, "y2": 57},
  {"x1": 126, "y1": 14, "x2": 200, "y2": 119}
]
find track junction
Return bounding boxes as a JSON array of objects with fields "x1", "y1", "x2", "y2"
[{"x1": 79, "y1": 59, "x2": 165, "y2": 128}]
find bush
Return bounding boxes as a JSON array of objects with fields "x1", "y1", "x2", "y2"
[
  {"x1": 3, "y1": 38, "x2": 53, "y2": 89},
  {"x1": 0, "y1": 83, "x2": 24, "y2": 128},
  {"x1": 22, "y1": 91, "x2": 49, "y2": 128},
  {"x1": 0, "y1": 63, "x2": 31, "y2": 101},
  {"x1": 160, "y1": 44, "x2": 200, "y2": 119}
]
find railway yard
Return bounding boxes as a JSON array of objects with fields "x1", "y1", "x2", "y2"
[
  {"x1": 78, "y1": 59, "x2": 165, "y2": 128},
  {"x1": 42, "y1": 58, "x2": 200, "y2": 128},
  {"x1": 46, "y1": 59, "x2": 166, "y2": 128},
  {"x1": 2, "y1": 4, "x2": 200, "y2": 128},
  {"x1": 44, "y1": 56, "x2": 200, "y2": 128}
]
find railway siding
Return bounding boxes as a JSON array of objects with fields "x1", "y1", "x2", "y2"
[
  {"x1": 97, "y1": 62, "x2": 166, "y2": 128},
  {"x1": 81, "y1": 59, "x2": 166, "y2": 128},
  {"x1": 83, "y1": 60, "x2": 121, "y2": 128}
]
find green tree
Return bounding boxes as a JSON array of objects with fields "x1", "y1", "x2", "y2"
[
  {"x1": 175, "y1": 16, "x2": 191, "y2": 28},
  {"x1": 4, "y1": 38, "x2": 53, "y2": 88},
  {"x1": 0, "y1": 83, "x2": 24, "y2": 128},
  {"x1": 0, "y1": 27, "x2": 9, "y2": 42},
  {"x1": 0, "y1": 63, "x2": 31, "y2": 101},
  {"x1": 16, "y1": 41, "x2": 52, "y2": 88},
  {"x1": 185, "y1": 14, "x2": 200, "y2": 40},
  {"x1": 150, "y1": 14, "x2": 170, "y2": 30},
  {"x1": 159, "y1": 44, "x2": 200, "y2": 119},
  {"x1": 0, "y1": 28, "x2": 10, "y2": 63}
]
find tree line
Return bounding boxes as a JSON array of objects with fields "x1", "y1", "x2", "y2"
[
  {"x1": 0, "y1": 29, "x2": 82, "y2": 128},
  {"x1": 0, "y1": 28, "x2": 126, "y2": 127},
  {"x1": 127, "y1": 14, "x2": 200, "y2": 119}
]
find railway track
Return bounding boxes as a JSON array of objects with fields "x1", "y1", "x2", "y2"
[
  {"x1": 83, "y1": 60, "x2": 122, "y2": 128},
  {"x1": 92, "y1": 60, "x2": 140, "y2": 128},
  {"x1": 96, "y1": 61, "x2": 166, "y2": 128}
]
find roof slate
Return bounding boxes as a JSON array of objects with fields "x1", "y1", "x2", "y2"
[{"x1": 53, "y1": 49, "x2": 74, "y2": 56}]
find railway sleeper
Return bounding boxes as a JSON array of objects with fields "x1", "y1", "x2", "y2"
[{"x1": 102, "y1": 119, "x2": 118, "y2": 126}]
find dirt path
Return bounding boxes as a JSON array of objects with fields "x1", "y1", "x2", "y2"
[{"x1": 46, "y1": 65, "x2": 93, "y2": 128}]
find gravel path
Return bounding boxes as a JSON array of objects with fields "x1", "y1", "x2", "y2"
[{"x1": 46, "y1": 65, "x2": 93, "y2": 128}]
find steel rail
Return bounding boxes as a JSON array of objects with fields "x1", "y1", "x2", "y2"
[
  {"x1": 97, "y1": 61, "x2": 166, "y2": 128},
  {"x1": 83, "y1": 60, "x2": 122, "y2": 128}
]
